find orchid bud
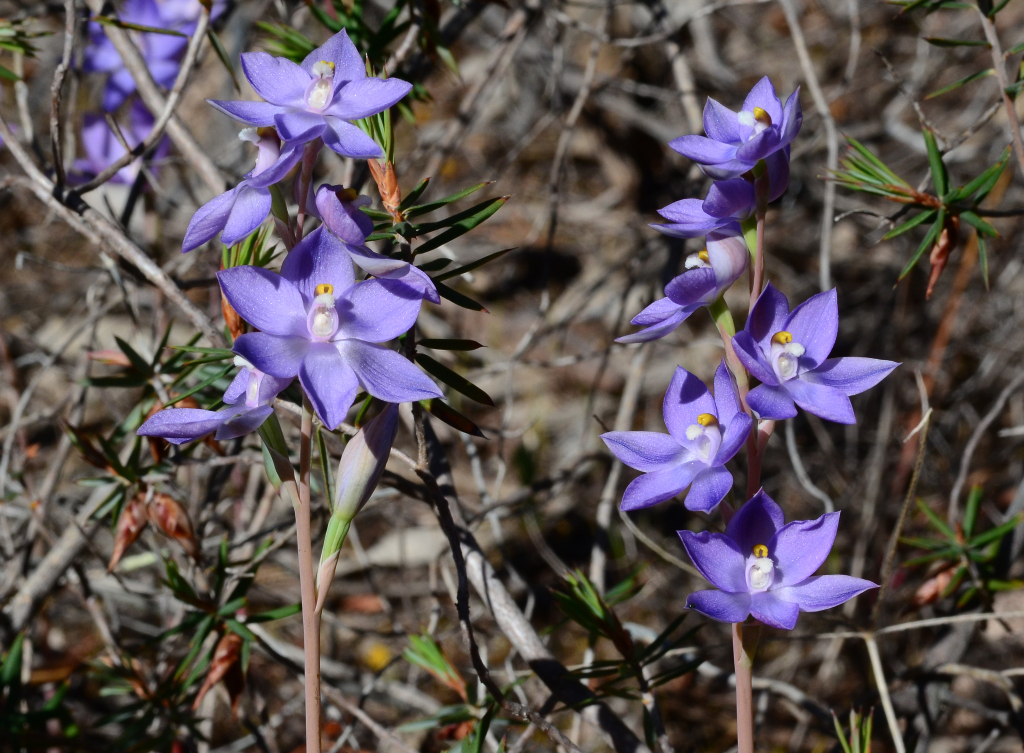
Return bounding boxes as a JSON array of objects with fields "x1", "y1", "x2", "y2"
[
  {"x1": 314, "y1": 404, "x2": 399, "y2": 613},
  {"x1": 147, "y1": 493, "x2": 200, "y2": 560},
  {"x1": 108, "y1": 494, "x2": 149, "y2": 572}
]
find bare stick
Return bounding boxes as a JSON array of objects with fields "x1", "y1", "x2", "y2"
[
  {"x1": 589, "y1": 343, "x2": 650, "y2": 594},
  {"x1": 785, "y1": 420, "x2": 834, "y2": 513},
  {"x1": 72, "y1": 7, "x2": 211, "y2": 196},
  {"x1": 873, "y1": 375, "x2": 931, "y2": 626},
  {"x1": 83, "y1": 0, "x2": 225, "y2": 195},
  {"x1": 864, "y1": 635, "x2": 905, "y2": 753},
  {"x1": 49, "y1": 0, "x2": 77, "y2": 191},
  {"x1": 0, "y1": 115, "x2": 224, "y2": 346},
  {"x1": 977, "y1": 7, "x2": 1024, "y2": 179},
  {"x1": 948, "y1": 368, "x2": 1024, "y2": 523},
  {"x1": 778, "y1": 0, "x2": 838, "y2": 291}
]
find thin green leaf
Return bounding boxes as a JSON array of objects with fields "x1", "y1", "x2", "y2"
[
  {"x1": 316, "y1": 426, "x2": 335, "y2": 512},
  {"x1": 917, "y1": 497, "x2": 958, "y2": 540},
  {"x1": 163, "y1": 365, "x2": 233, "y2": 408},
  {"x1": 246, "y1": 603, "x2": 302, "y2": 623},
  {"x1": 404, "y1": 182, "x2": 494, "y2": 218},
  {"x1": 900, "y1": 536, "x2": 952, "y2": 551},
  {"x1": 0, "y1": 64, "x2": 20, "y2": 82},
  {"x1": 978, "y1": 236, "x2": 990, "y2": 290},
  {"x1": 898, "y1": 210, "x2": 945, "y2": 281},
  {"x1": 926, "y1": 68, "x2": 994, "y2": 99},
  {"x1": 959, "y1": 210, "x2": 998, "y2": 237},
  {"x1": 435, "y1": 247, "x2": 516, "y2": 282},
  {"x1": 946, "y1": 148, "x2": 1010, "y2": 203},
  {"x1": 882, "y1": 209, "x2": 936, "y2": 240},
  {"x1": 967, "y1": 514, "x2": 1022, "y2": 548},
  {"x1": 845, "y1": 137, "x2": 911, "y2": 188},
  {"x1": 923, "y1": 129, "x2": 948, "y2": 196},
  {"x1": 924, "y1": 37, "x2": 990, "y2": 48},
  {"x1": 436, "y1": 281, "x2": 488, "y2": 312},
  {"x1": 421, "y1": 399, "x2": 485, "y2": 438},
  {"x1": 417, "y1": 258, "x2": 453, "y2": 273},
  {"x1": 418, "y1": 338, "x2": 485, "y2": 351},
  {"x1": 1, "y1": 632, "x2": 24, "y2": 688},
  {"x1": 416, "y1": 355, "x2": 494, "y2": 406},
  {"x1": 902, "y1": 548, "x2": 961, "y2": 567},
  {"x1": 1005, "y1": 41, "x2": 1024, "y2": 56},
  {"x1": 399, "y1": 177, "x2": 431, "y2": 210},
  {"x1": 206, "y1": 28, "x2": 241, "y2": 92}
]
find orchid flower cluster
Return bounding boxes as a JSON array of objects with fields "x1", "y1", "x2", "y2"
[{"x1": 604, "y1": 77, "x2": 898, "y2": 631}]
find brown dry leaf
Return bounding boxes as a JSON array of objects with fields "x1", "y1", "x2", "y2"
[
  {"x1": 87, "y1": 349, "x2": 132, "y2": 367},
  {"x1": 108, "y1": 494, "x2": 149, "y2": 572},
  {"x1": 913, "y1": 566, "x2": 957, "y2": 607},
  {"x1": 339, "y1": 593, "x2": 386, "y2": 614},
  {"x1": 367, "y1": 160, "x2": 401, "y2": 220},
  {"x1": 147, "y1": 493, "x2": 200, "y2": 560},
  {"x1": 192, "y1": 631, "x2": 244, "y2": 712},
  {"x1": 926, "y1": 216, "x2": 961, "y2": 300},
  {"x1": 221, "y1": 293, "x2": 244, "y2": 340}
]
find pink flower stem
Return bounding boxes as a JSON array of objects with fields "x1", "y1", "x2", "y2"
[
  {"x1": 294, "y1": 139, "x2": 321, "y2": 243},
  {"x1": 737, "y1": 162, "x2": 772, "y2": 753},
  {"x1": 733, "y1": 622, "x2": 758, "y2": 753},
  {"x1": 297, "y1": 395, "x2": 321, "y2": 753}
]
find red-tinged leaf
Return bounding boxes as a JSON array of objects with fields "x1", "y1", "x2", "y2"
[
  {"x1": 912, "y1": 565, "x2": 957, "y2": 606},
  {"x1": 148, "y1": 493, "x2": 200, "y2": 560},
  {"x1": 63, "y1": 421, "x2": 114, "y2": 472},
  {"x1": 108, "y1": 495, "x2": 149, "y2": 572},
  {"x1": 192, "y1": 632, "x2": 244, "y2": 713},
  {"x1": 422, "y1": 399, "x2": 486, "y2": 438},
  {"x1": 87, "y1": 349, "x2": 132, "y2": 367}
]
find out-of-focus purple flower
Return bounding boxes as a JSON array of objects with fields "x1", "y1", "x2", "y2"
[
  {"x1": 617, "y1": 226, "x2": 747, "y2": 343},
  {"x1": 653, "y1": 165, "x2": 790, "y2": 239},
  {"x1": 71, "y1": 101, "x2": 170, "y2": 185},
  {"x1": 314, "y1": 185, "x2": 439, "y2": 303},
  {"x1": 137, "y1": 358, "x2": 291, "y2": 444},
  {"x1": 219, "y1": 234, "x2": 441, "y2": 430},
  {"x1": 83, "y1": 0, "x2": 186, "y2": 112},
  {"x1": 182, "y1": 127, "x2": 303, "y2": 252},
  {"x1": 207, "y1": 30, "x2": 411, "y2": 158},
  {"x1": 157, "y1": 0, "x2": 227, "y2": 31},
  {"x1": 670, "y1": 77, "x2": 801, "y2": 180},
  {"x1": 679, "y1": 489, "x2": 876, "y2": 629},
  {"x1": 602, "y1": 362, "x2": 752, "y2": 513},
  {"x1": 731, "y1": 283, "x2": 898, "y2": 424}
]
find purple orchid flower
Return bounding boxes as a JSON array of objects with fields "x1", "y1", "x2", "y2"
[
  {"x1": 71, "y1": 101, "x2": 170, "y2": 185},
  {"x1": 181, "y1": 127, "x2": 303, "y2": 252},
  {"x1": 617, "y1": 226, "x2": 747, "y2": 344},
  {"x1": 207, "y1": 30, "x2": 411, "y2": 158},
  {"x1": 83, "y1": 0, "x2": 187, "y2": 112},
  {"x1": 137, "y1": 358, "x2": 291, "y2": 444},
  {"x1": 314, "y1": 185, "x2": 439, "y2": 303},
  {"x1": 602, "y1": 362, "x2": 752, "y2": 513},
  {"x1": 731, "y1": 283, "x2": 898, "y2": 424},
  {"x1": 670, "y1": 77, "x2": 801, "y2": 180},
  {"x1": 653, "y1": 166, "x2": 790, "y2": 239},
  {"x1": 679, "y1": 489, "x2": 876, "y2": 629},
  {"x1": 219, "y1": 233, "x2": 441, "y2": 430}
]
